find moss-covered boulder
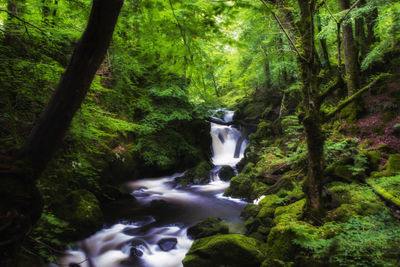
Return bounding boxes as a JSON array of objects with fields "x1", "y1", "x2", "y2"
[
  {"x1": 273, "y1": 199, "x2": 306, "y2": 224},
  {"x1": 266, "y1": 221, "x2": 315, "y2": 261},
  {"x1": 183, "y1": 234, "x2": 265, "y2": 267},
  {"x1": 368, "y1": 150, "x2": 381, "y2": 171},
  {"x1": 218, "y1": 165, "x2": 236, "y2": 181},
  {"x1": 224, "y1": 173, "x2": 252, "y2": 200},
  {"x1": 241, "y1": 204, "x2": 261, "y2": 219},
  {"x1": 57, "y1": 189, "x2": 103, "y2": 238},
  {"x1": 386, "y1": 154, "x2": 400, "y2": 175},
  {"x1": 250, "y1": 121, "x2": 274, "y2": 140},
  {"x1": 175, "y1": 161, "x2": 213, "y2": 187},
  {"x1": 224, "y1": 172, "x2": 269, "y2": 201},
  {"x1": 327, "y1": 182, "x2": 388, "y2": 220},
  {"x1": 187, "y1": 217, "x2": 229, "y2": 240}
]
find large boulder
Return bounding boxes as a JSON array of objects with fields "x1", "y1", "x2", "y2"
[
  {"x1": 175, "y1": 161, "x2": 213, "y2": 187},
  {"x1": 386, "y1": 154, "x2": 400, "y2": 175},
  {"x1": 218, "y1": 165, "x2": 235, "y2": 181},
  {"x1": 187, "y1": 217, "x2": 229, "y2": 240},
  {"x1": 57, "y1": 189, "x2": 103, "y2": 238},
  {"x1": 183, "y1": 234, "x2": 265, "y2": 267}
]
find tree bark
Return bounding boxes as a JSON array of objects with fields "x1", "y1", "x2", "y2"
[
  {"x1": 339, "y1": 0, "x2": 359, "y2": 96},
  {"x1": 296, "y1": 0, "x2": 325, "y2": 221},
  {"x1": 0, "y1": 0, "x2": 123, "y2": 265}
]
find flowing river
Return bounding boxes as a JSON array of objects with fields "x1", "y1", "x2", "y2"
[{"x1": 58, "y1": 110, "x2": 247, "y2": 267}]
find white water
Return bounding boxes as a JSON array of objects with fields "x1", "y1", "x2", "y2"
[{"x1": 58, "y1": 110, "x2": 247, "y2": 267}]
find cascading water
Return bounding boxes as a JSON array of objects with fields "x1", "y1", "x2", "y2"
[{"x1": 58, "y1": 110, "x2": 247, "y2": 267}]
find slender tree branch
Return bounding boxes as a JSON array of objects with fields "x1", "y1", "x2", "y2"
[
  {"x1": 340, "y1": 0, "x2": 362, "y2": 23},
  {"x1": 322, "y1": 0, "x2": 338, "y2": 23},
  {"x1": 259, "y1": 0, "x2": 304, "y2": 60},
  {"x1": 323, "y1": 73, "x2": 390, "y2": 121},
  {"x1": 0, "y1": 8, "x2": 48, "y2": 36}
]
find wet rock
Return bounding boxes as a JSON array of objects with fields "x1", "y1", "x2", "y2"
[
  {"x1": 123, "y1": 227, "x2": 143, "y2": 236},
  {"x1": 174, "y1": 161, "x2": 213, "y2": 187},
  {"x1": 158, "y1": 238, "x2": 178, "y2": 251},
  {"x1": 218, "y1": 165, "x2": 235, "y2": 181},
  {"x1": 69, "y1": 264, "x2": 81, "y2": 267},
  {"x1": 150, "y1": 199, "x2": 169, "y2": 209},
  {"x1": 130, "y1": 247, "x2": 143, "y2": 258},
  {"x1": 187, "y1": 217, "x2": 229, "y2": 240}
]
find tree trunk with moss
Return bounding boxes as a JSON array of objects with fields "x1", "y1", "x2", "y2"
[
  {"x1": 296, "y1": 0, "x2": 325, "y2": 221},
  {"x1": 0, "y1": 0, "x2": 123, "y2": 265},
  {"x1": 339, "y1": 0, "x2": 359, "y2": 96}
]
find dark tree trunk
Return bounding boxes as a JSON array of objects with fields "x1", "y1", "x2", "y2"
[
  {"x1": 0, "y1": 0, "x2": 123, "y2": 265},
  {"x1": 339, "y1": 0, "x2": 359, "y2": 96},
  {"x1": 355, "y1": 17, "x2": 367, "y2": 62},
  {"x1": 296, "y1": 0, "x2": 325, "y2": 221},
  {"x1": 16, "y1": 0, "x2": 123, "y2": 178}
]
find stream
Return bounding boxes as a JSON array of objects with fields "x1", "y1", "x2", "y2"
[{"x1": 58, "y1": 110, "x2": 248, "y2": 267}]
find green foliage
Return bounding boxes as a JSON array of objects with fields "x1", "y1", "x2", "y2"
[
  {"x1": 30, "y1": 209, "x2": 71, "y2": 262},
  {"x1": 294, "y1": 210, "x2": 400, "y2": 267}
]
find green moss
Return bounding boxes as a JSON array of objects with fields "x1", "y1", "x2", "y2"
[
  {"x1": 252, "y1": 121, "x2": 273, "y2": 139},
  {"x1": 326, "y1": 203, "x2": 359, "y2": 222},
  {"x1": 273, "y1": 199, "x2": 306, "y2": 224},
  {"x1": 368, "y1": 150, "x2": 381, "y2": 171},
  {"x1": 340, "y1": 102, "x2": 364, "y2": 123},
  {"x1": 182, "y1": 234, "x2": 265, "y2": 267},
  {"x1": 266, "y1": 221, "x2": 315, "y2": 261},
  {"x1": 327, "y1": 182, "x2": 388, "y2": 218},
  {"x1": 224, "y1": 172, "x2": 258, "y2": 201},
  {"x1": 241, "y1": 204, "x2": 261, "y2": 219},
  {"x1": 386, "y1": 154, "x2": 400, "y2": 176},
  {"x1": 366, "y1": 176, "x2": 400, "y2": 208},
  {"x1": 187, "y1": 217, "x2": 229, "y2": 240},
  {"x1": 259, "y1": 194, "x2": 279, "y2": 207},
  {"x1": 175, "y1": 161, "x2": 213, "y2": 187},
  {"x1": 57, "y1": 189, "x2": 103, "y2": 238}
]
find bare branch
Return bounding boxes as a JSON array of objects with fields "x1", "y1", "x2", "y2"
[
  {"x1": 322, "y1": 0, "x2": 338, "y2": 23},
  {"x1": 0, "y1": 8, "x2": 48, "y2": 37},
  {"x1": 340, "y1": 0, "x2": 362, "y2": 23},
  {"x1": 259, "y1": 0, "x2": 304, "y2": 60}
]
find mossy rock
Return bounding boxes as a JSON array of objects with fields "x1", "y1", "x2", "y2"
[
  {"x1": 182, "y1": 234, "x2": 265, "y2": 267},
  {"x1": 386, "y1": 154, "x2": 400, "y2": 176},
  {"x1": 241, "y1": 204, "x2": 261, "y2": 219},
  {"x1": 341, "y1": 102, "x2": 365, "y2": 123},
  {"x1": 273, "y1": 199, "x2": 306, "y2": 224},
  {"x1": 218, "y1": 165, "x2": 236, "y2": 181},
  {"x1": 251, "y1": 121, "x2": 274, "y2": 139},
  {"x1": 326, "y1": 203, "x2": 359, "y2": 222},
  {"x1": 175, "y1": 161, "x2": 213, "y2": 187},
  {"x1": 368, "y1": 150, "x2": 381, "y2": 171},
  {"x1": 187, "y1": 217, "x2": 229, "y2": 240},
  {"x1": 261, "y1": 258, "x2": 290, "y2": 267},
  {"x1": 259, "y1": 194, "x2": 279, "y2": 207},
  {"x1": 224, "y1": 173, "x2": 253, "y2": 201},
  {"x1": 266, "y1": 221, "x2": 315, "y2": 261},
  {"x1": 58, "y1": 189, "x2": 103, "y2": 238},
  {"x1": 327, "y1": 182, "x2": 388, "y2": 218}
]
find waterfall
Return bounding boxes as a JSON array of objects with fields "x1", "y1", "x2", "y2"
[
  {"x1": 210, "y1": 110, "x2": 247, "y2": 168},
  {"x1": 58, "y1": 110, "x2": 247, "y2": 267}
]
